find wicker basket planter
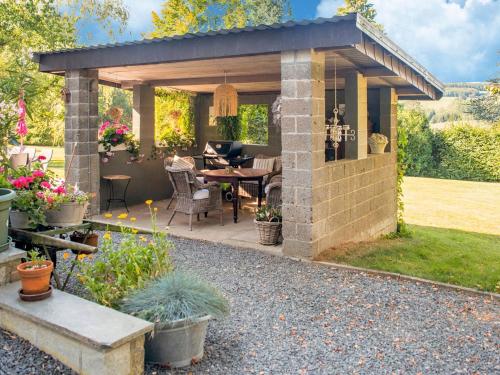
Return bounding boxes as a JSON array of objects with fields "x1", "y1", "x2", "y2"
[{"x1": 254, "y1": 219, "x2": 282, "y2": 246}]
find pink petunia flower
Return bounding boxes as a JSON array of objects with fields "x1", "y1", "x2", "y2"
[
  {"x1": 40, "y1": 181, "x2": 52, "y2": 189},
  {"x1": 37, "y1": 155, "x2": 46, "y2": 161},
  {"x1": 32, "y1": 170, "x2": 45, "y2": 178}
]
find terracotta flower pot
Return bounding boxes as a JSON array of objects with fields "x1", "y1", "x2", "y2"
[{"x1": 17, "y1": 260, "x2": 53, "y2": 295}]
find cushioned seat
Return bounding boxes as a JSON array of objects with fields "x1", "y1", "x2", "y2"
[{"x1": 193, "y1": 189, "x2": 209, "y2": 200}]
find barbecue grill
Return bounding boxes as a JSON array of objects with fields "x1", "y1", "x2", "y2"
[{"x1": 196, "y1": 140, "x2": 253, "y2": 169}]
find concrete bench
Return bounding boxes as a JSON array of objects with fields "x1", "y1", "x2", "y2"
[{"x1": 0, "y1": 281, "x2": 154, "y2": 375}]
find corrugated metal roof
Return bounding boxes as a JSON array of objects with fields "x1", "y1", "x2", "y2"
[{"x1": 34, "y1": 14, "x2": 356, "y2": 56}]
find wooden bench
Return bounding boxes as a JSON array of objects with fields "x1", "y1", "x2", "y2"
[{"x1": 0, "y1": 281, "x2": 153, "y2": 375}]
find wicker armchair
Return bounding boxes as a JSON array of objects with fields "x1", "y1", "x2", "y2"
[
  {"x1": 164, "y1": 156, "x2": 202, "y2": 210},
  {"x1": 239, "y1": 155, "x2": 281, "y2": 200},
  {"x1": 265, "y1": 174, "x2": 282, "y2": 208},
  {"x1": 166, "y1": 167, "x2": 223, "y2": 231}
]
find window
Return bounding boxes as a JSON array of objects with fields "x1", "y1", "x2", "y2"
[{"x1": 238, "y1": 104, "x2": 269, "y2": 145}]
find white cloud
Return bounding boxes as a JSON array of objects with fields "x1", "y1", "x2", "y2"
[
  {"x1": 124, "y1": 0, "x2": 162, "y2": 34},
  {"x1": 316, "y1": 0, "x2": 500, "y2": 82}
]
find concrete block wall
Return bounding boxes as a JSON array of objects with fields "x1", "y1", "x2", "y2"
[
  {"x1": 314, "y1": 153, "x2": 397, "y2": 255},
  {"x1": 280, "y1": 49, "x2": 326, "y2": 258},
  {"x1": 64, "y1": 69, "x2": 100, "y2": 215}
]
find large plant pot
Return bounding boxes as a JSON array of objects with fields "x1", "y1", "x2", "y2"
[
  {"x1": 145, "y1": 316, "x2": 210, "y2": 368},
  {"x1": 254, "y1": 219, "x2": 282, "y2": 246},
  {"x1": 368, "y1": 141, "x2": 388, "y2": 154},
  {"x1": 45, "y1": 202, "x2": 88, "y2": 227},
  {"x1": 9, "y1": 210, "x2": 35, "y2": 230},
  {"x1": 17, "y1": 260, "x2": 53, "y2": 296},
  {"x1": 0, "y1": 188, "x2": 16, "y2": 252}
]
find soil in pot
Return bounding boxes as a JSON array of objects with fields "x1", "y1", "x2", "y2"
[
  {"x1": 146, "y1": 316, "x2": 210, "y2": 368},
  {"x1": 16, "y1": 260, "x2": 53, "y2": 295},
  {"x1": 0, "y1": 188, "x2": 16, "y2": 252}
]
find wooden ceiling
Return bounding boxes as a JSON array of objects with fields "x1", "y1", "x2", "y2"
[{"x1": 98, "y1": 49, "x2": 417, "y2": 95}]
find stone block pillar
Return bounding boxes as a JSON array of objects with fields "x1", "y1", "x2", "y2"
[
  {"x1": 379, "y1": 87, "x2": 398, "y2": 152},
  {"x1": 280, "y1": 49, "x2": 325, "y2": 258},
  {"x1": 344, "y1": 71, "x2": 368, "y2": 159},
  {"x1": 132, "y1": 85, "x2": 155, "y2": 150},
  {"x1": 64, "y1": 69, "x2": 100, "y2": 215}
]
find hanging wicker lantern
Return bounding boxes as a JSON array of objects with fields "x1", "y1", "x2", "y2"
[{"x1": 213, "y1": 83, "x2": 238, "y2": 117}]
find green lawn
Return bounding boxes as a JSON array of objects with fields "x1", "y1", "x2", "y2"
[
  {"x1": 316, "y1": 225, "x2": 499, "y2": 292},
  {"x1": 317, "y1": 177, "x2": 500, "y2": 293}
]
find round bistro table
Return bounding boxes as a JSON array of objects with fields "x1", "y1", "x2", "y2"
[{"x1": 202, "y1": 168, "x2": 270, "y2": 223}]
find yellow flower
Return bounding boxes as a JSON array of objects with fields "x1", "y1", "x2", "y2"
[
  {"x1": 104, "y1": 213, "x2": 113, "y2": 219},
  {"x1": 145, "y1": 199, "x2": 153, "y2": 206},
  {"x1": 77, "y1": 254, "x2": 86, "y2": 261},
  {"x1": 130, "y1": 217, "x2": 137, "y2": 222},
  {"x1": 153, "y1": 207, "x2": 158, "y2": 212},
  {"x1": 139, "y1": 235, "x2": 147, "y2": 242},
  {"x1": 132, "y1": 229, "x2": 138, "y2": 234},
  {"x1": 63, "y1": 252, "x2": 70, "y2": 260},
  {"x1": 103, "y1": 232, "x2": 112, "y2": 240},
  {"x1": 117, "y1": 213, "x2": 128, "y2": 219}
]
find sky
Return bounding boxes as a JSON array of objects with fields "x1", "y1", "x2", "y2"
[{"x1": 81, "y1": 0, "x2": 500, "y2": 83}]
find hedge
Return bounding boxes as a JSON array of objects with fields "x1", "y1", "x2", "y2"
[{"x1": 399, "y1": 107, "x2": 500, "y2": 182}]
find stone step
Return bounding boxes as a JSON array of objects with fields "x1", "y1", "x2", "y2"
[{"x1": 0, "y1": 281, "x2": 154, "y2": 375}]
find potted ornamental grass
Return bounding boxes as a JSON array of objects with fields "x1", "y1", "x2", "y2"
[
  {"x1": 17, "y1": 250, "x2": 53, "y2": 301},
  {"x1": 120, "y1": 272, "x2": 230, "y2": 368},
  {"x1": 368, "y1": 133, "x2": 389, "y2": 154},
  {"x1": 43, "y1": 181, "x2": 90, "y2": 226},
  {"x1": 254, "y1": 206, "x2": 282, "y2": 245}
]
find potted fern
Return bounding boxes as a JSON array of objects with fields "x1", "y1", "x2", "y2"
[
  {"x1": 254, "y1": 206, "x2": 282, "y2": 245},
  {"x1": 120, "y1": 272, "x2": 229, "y2": 368}
]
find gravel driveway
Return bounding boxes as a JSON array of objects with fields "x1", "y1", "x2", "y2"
[{"x1": 2, "y1": 235, "x2": 499, "y2": 374}]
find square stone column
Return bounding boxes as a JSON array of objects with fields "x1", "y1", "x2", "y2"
[
  {"x1": 64, "y1": 69, "x2": 100, "y2": 215},
  {"x1": 132, "y1": 85, "x2": 155, "y2": 150},
  {"x1": 379, "y1": 87, "x2": 398, "y2": 152},
  {"x1": 281, "y1": 49, "x2": 325, "y2": 258},
  {"x1": 344, "y1": 71, "x2": 368, "y2": 159}
]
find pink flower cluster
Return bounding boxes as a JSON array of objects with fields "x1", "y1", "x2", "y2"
[
  {"x1": 98, "y1": 121, "x2": 130, "y2": 137},
  {"x1": 10, "y1": 169, "x2": 45, "y2": 189}
]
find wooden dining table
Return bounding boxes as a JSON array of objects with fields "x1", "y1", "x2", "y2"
[{"x1": 202, "y1": 168, "x2": 270, "y2": 223}]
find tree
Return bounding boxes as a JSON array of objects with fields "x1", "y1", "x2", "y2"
[
  {"x1": 149, "y1": 0, "x2": 291, "y2": 38},
  {"x1": 466, "y1": 78, "x2": 500, "y2": 123},
  {"x1": 337, "y1": 0, "x2": 382, "y2": 30},
  {"x1": 0, "y1": 0, "x2": 129, "y2": 145}
]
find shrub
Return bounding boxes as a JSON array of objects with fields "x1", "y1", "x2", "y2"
[
  {"x1": 78, "y1": 206, "x2": 173, "y2": 307},
  {"x1": 120, "y1": 272, "x2": 229, "y2": 327},
  {"x1": 433, "y1": 124, "x2": 500, "y2": 182},
  {"x1": 398, "y1": 106, "x2": 500, "y2": 182}
]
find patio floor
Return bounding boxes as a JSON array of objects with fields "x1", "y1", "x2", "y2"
[{"x1": 91, "y1": 198, "x2": 283, "y2": 256}]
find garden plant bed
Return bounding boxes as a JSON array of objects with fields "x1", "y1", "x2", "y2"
[{"x1": 53, "y1": 233, "x2": 500, "y2": 374}]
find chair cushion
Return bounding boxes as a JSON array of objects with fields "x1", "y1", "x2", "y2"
[
  {"x1": 253, "y1": 157, "x2": 274, "y2": 172},
  {"x1": 172, "y1": 155, "x2": 194, "y2": 170},
  {"x1": 193, "y1": 189, "x2": 210, "y2": 200}
]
